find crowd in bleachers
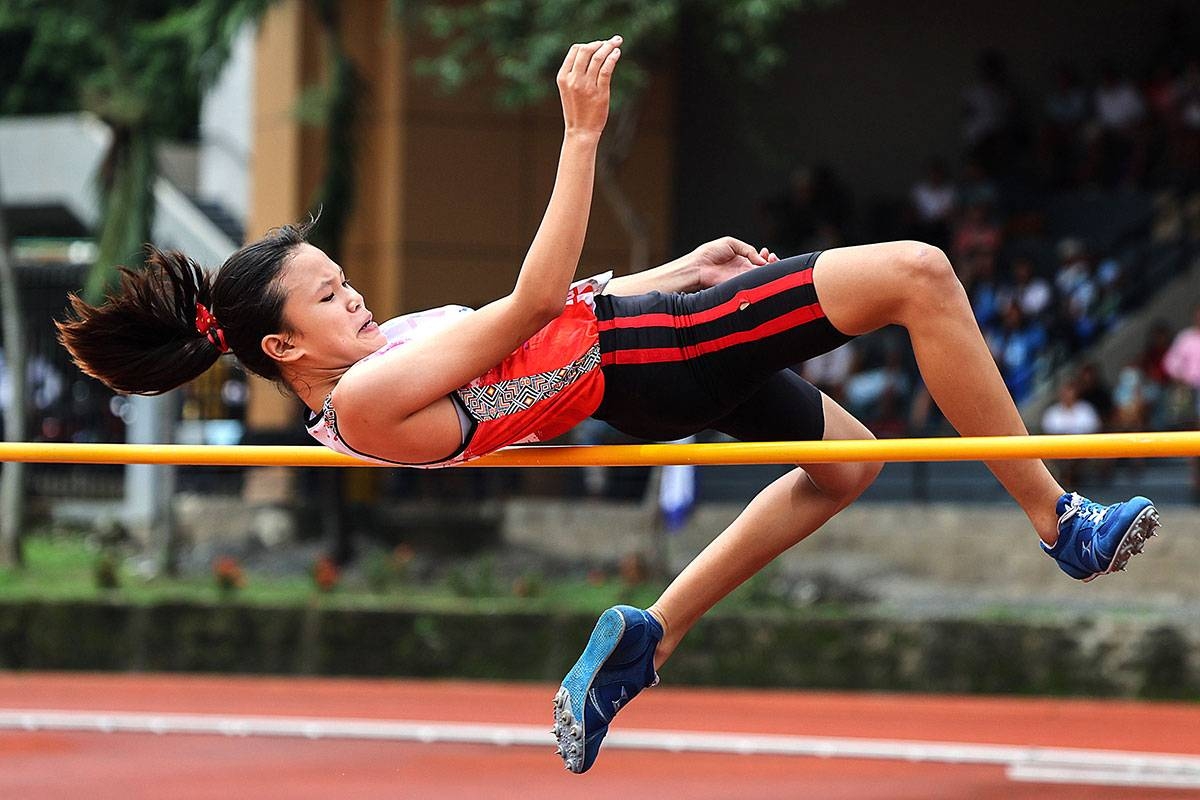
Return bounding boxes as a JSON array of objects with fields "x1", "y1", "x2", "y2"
[{"x1": 764, "y1": 42, "x2": 1200, "y2": 455}]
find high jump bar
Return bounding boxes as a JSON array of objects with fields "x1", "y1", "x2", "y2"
[{"x1": 0, "y1": 431, "x2": 1198, "y2": 468}]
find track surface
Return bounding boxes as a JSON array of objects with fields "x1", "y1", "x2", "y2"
[{"x1": 1, "y1": 673, "x2": 1198, "y2": 799}]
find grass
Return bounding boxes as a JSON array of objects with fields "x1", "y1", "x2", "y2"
[
  {"x1": 0, "y1": 533, "x2": 868, "y2": 622},
  {"x1": 0, "y1": 533, "x2": 674, "y2": 613}
]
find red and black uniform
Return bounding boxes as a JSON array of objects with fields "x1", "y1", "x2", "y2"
[
  {"x1": 592, "y1": 250, "x2": 850, "y2": 443},
  {"x1": 307, "y1": 252, "x2": 851, "y2": 466}
]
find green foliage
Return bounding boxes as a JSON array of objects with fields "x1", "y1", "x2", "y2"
[
  {"x1": 364, "y1": 545, "x2": 415, "y2": 593},
  {"x1": 0, "y1": 0, "x2": 278, "y2": 296},
  {"x1": 447, "y1": 554, "x2": 498, "y2": 598},
  {"x1": 0, "y1": 1, "x2": 272, "y2": 133},
  {"x1": 394, "y1": 0, "x2": 820, "y2": 109}
]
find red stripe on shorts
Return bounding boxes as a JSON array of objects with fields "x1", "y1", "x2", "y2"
[
  {"x1": 600, "y1": 302, "x2": 826, "y2": 366},
  {"x1": 597, "y1": 268, "x2": 815, "y2": 332}
]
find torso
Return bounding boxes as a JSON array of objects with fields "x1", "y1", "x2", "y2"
[{"x1": 306, "y1": 274, "x2": 610, "y2": 468}]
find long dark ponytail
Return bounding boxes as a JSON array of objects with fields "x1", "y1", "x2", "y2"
[{"x1": 58, "y1": 219, "x2": 315, "y2": 395}]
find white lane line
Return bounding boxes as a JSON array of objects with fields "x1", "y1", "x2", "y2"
[
  {"x1": 2, "y1": 709, "x2": 1200, "y2": 789},
  {"x1": 1007, "y1": 764, "x2": 1200, "y2": 790}
]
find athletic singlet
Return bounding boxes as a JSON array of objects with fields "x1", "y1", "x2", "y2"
[{"x1": 305, "y1": 273, "x2": 611, "y2": 468}]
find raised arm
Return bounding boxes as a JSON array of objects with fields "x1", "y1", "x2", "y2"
[
  {"x1": 335, "y1": 37, "x2": 622, "y2": 426},
  {"x1": 513, "y1": 37, "x2": 623, "y2": 314}
]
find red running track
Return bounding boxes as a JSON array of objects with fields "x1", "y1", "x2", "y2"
[{"x1": 1, "y1": 673, "x2": 1199, "y2": 799}]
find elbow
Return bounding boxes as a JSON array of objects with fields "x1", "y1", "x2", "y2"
[
  {"x1": 540, "y1": 293, "x2": 568, "y2": 319},
  {"x1": 530, "y1": 299, "x2": 564, "y2": 329},
  {"x1": 511, "y1": 288, "x2": 564, "y2": 329}
]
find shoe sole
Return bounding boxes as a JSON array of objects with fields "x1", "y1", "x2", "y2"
[
  {"x1": 1084, "y1": 503, "x2": 1161, "y2": 583},
  {"x1": 553, "y1": 607, "x2": 626, "y2": 774}
]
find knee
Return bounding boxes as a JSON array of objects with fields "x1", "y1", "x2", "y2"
[
  {"x1": 898, "y1": 241, "x2": 958, "y2": 291},
  {"x1": 845, "y1": 459, "x2": 883, "y2": 503},
  {"x1": 894, "y1": 241, "x2": 968, "y2": 319},
  {"x1": 817, "y1": 458, "x2": 882, "y2": 507}
]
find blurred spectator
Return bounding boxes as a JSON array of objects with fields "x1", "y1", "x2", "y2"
[
  {"x1": 996, "y1": 257, "x2": 1054, "y2": 323},
  {"x1": 968, "y1": 253, "x2": 1003, "y2": 331},
  {"x1": 1163, "y1": 307, "x2": 1200, "y2": 499},
  {"x1": 1093, "y1": 64, "x2": 1147, "y2": 132},
  {"x1": 760, "y1": 165, "x2": 852, "y2": 254},
  {"x1": 987, "y1": 303, "x2": 1045, "y2": 403},
  {"x1": 1053, "y1": 238, "x2": 1101, "y2": 349},
  {"x1": 1087, "y1": 63, "x2": 1148, "y2": 185},
  {"x1": 1173, "y1": 60, "x2": 1200, "y2": 180},
  {"x1": 909, "y1": 158, "x2": 957, "y2": 248},
  {"x1": 1039, "y1": 64, "x2": 1089, "y2": 187},
  {"x1": 1145, "y1": 63, "x2": 1178, "y2": 123},
  {"x1": 1092, "y1": 253, "x2": 1125, "y2": 325},
  {"x1": 1041, "y1": 380, "x2": 1102, "y2": 484},
  {"x1": 800, "y1": 341, "x2": 858, "y2": 405},
  {"x1": 1075, "y1": 362, "x2": 1115, "y2": 428},
  {"x1": 1141, "y1": 320, "x2": 1175, "y2": 385},
  {"x1": 1053, "y1": 238, "x2": 1091, "y2": 299},
  {"x1": 962, "y1": 50, "x2": 1018, "y2": 171},
  {"x1": 1041, "y1": 380, "x2": 1102, "y2": 435},
  {"x1": 844, "y1": 347, "x2": 910, "y2": 430},
  {"x1": 1163, "y1": 306, "x2": 1200, "y2": 404},
  {"x1": 952, "y1": 201, "x2": 1003, "y2": 283},
  {"x1": 957, "y1": 157, "x2": 1000, "y2": 210},
  {"x1": 1112, "y1": 361, "x2": 1154, "y2": 432}
]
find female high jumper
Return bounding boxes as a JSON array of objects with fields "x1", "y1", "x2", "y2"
[{"x1": 59, "y1": 36, "x2": 1159, "y2": 774}]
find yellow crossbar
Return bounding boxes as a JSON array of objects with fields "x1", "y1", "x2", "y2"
[{"x1": 0, "y1": 431, "x2": 1198, "y2": 468}]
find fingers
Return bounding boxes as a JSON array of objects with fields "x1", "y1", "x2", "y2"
[
  {"x1": 570, "y1": 39, "x2": 603, "y2": 75},
  {"x1": 589, "y1": 35, "x2": 621, "y2": 78},
  {"x1": 569, "y1": 36, "x2": 622, "y2": 80},
  {"x1": 721, "y1": 236, "x2": 765, "y2": 264},
  {"x1": 597, "y1": 45, "x2": 621, "y2": 87},
  {"x1": 754, "y1": 245, "x2": 780, "y2": 264},
  {"x1": 557, "y1": 44, "x2": 579, "y2": 83}
]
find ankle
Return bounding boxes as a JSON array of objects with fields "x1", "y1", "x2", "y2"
[
  {"x1": 646, "y1": 604, "x2": 675, "y2": 670},
  {"x1": 1029, "y1": 487, "x2": 1066, "y2": 546}
]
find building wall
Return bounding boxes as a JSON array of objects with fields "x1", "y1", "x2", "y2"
[{"x1": 400, "y1": 43, "x2": 676, "y2": 311}]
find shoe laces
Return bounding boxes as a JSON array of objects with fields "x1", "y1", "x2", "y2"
[{"x1": 1059, "y1": 493, "x2": 1108, "y2": 527}]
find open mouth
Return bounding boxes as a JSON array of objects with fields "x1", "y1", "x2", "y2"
[{"x1": 359, "y1": 317, "x2": 376, "y2": 333}]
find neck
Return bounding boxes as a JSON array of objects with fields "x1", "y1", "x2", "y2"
[{"x1": 287, "y1": 365, "x2": 349, "y2": 414}]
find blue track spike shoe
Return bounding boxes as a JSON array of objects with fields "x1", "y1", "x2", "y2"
[
  {"x1": 554, "y1": 605, "x2": 662, "y2": 774},
  {"x1": 1042, "y1": 492, "x2": 1160, "y2": 581}
]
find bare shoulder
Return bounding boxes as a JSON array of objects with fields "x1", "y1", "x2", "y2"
[{"x1": 331, "y1": 370, "x2": 465, "y2": 464}]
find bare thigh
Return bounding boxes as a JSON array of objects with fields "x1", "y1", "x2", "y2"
[{"x1": 811, "y1": 241, "x2": 961, "y2": 336}]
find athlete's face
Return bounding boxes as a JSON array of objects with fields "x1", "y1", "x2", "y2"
[{"x1": 262, "y1": 243, "x2": 387, "y2": 371}]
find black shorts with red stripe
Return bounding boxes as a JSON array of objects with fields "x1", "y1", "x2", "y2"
[{"x1": 591, "y1": 250, "x2": 853, "y2": 443}]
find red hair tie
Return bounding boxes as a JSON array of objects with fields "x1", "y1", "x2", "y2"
[{"x1": 195, "y1": 302, "x2": 230, "y2": 354}]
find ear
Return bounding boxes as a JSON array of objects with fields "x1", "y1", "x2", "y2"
[{"x1": 262, "y1": 332, "x2": 304, "y2": 365}]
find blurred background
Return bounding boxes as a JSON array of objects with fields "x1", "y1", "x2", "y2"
[{"x1": 1, "y1": 0, "x2": 1199, "y2": 754}]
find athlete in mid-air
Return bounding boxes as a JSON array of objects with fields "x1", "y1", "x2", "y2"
[{"x1": 58, "y1": 36, "x2": 1160, "y2": 774}]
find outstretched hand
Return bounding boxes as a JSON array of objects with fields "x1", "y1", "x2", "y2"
[
  {"x1": 557, "y1": 36, "x2": 622, "y2": 136},
  {"x1": 690, "y1": 237, "x2": 780, "y2": 289}
]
